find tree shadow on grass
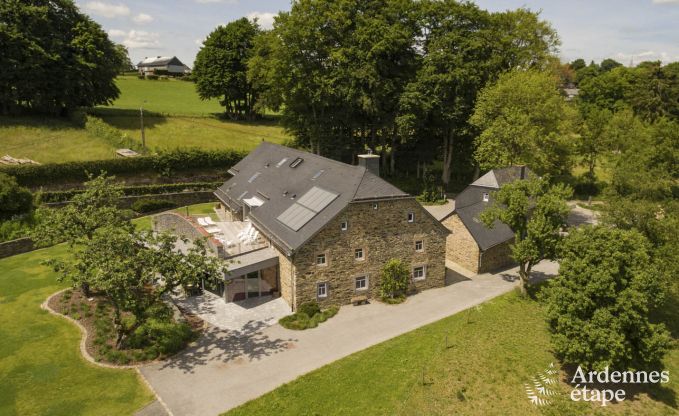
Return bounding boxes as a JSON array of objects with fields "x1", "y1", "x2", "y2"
[
  {"x1": 156, "y1": 321, "x2": 297, "y2": 374},
  {"x1": 89, "y1": 108, "x2": 168, "y2": 130}
]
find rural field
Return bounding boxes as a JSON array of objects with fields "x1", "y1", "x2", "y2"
[
  {"x1": 0, "y1": 76, "x2": 289, "y2": 164},
  {"x1": 227, "y1": 291, "x2": 679, "y2": 416}
]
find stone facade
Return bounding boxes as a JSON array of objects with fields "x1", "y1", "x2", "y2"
[
  {"x1": 290, "y1": 198, "x2": 448, "y2": 309},
  {"x1": 442, "y1": 213, "x2": 480, "y2": 273},
  {"x1": 278, "y1": 251, "x2": 295, "y2": 307},
  {"x1": 479, "y1": 239, "x2": 515, "y2": 273}
]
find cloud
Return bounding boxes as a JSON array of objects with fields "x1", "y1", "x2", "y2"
[
  {"x1": 83, "y1": 1, "x2": 130, "y2": 18},
  {"x1": 614, "y1": 50, "x2": 674, "y2": 64},
  {"x1": 107, "y1": 29, "x2": 160, "y2": 49},
  {"x1": 652, "y1": 0, "x2": 679, "y2": 4},
  {"x1": 247, "y1": 11, "x2": 276, "y2": 30},
  {"x1": 133, "y1": 13, "x2": 154, "y2": 24}
]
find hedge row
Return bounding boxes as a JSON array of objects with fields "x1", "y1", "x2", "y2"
[
  {"x1": 0, "y1": 148, "x2": 246, "y2": 187},
  {"x1": 38, "y1": 181, "x2": 224, "y2": 203},
  {"x1": 84, "y1": 114, "x2": 142, "y2": 152}
]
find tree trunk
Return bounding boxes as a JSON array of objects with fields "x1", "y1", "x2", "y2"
[
  {"x1": 390, "y1": 125, "x2": 397, "y2": 175},
  {"x1": 441, "y1": 130, "x2": 454, "y2": 186}
]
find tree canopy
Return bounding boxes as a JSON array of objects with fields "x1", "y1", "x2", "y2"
[
  {"x1": 193, "y1": 18, "x2": 261, "y2": 120},
  {"x1": 0, "y1": 173, "x2": 33, "y2": 220},
  {"x1": 544, "y1": 226, "x2": 671, "y2": 371},
  {"x1": 0, "y1": 0, "x2": 121, "y2": 115}
]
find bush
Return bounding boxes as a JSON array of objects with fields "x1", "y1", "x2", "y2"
[
  {"x1": 298, "y1": 301, "x2": 321, "y2": 317},
  {"x1": 127, "y1": 319, "x2": 194, "y2": 355},
  {"x1": 0, "y1": 148, "x2": 246, "y2": 187},
  {"x1": 0, "y1": 213, "x2": 35, "y2": 242},
  {"x1": 131, "y1": 199, "x2": 176, "y2": 213},
  {"x1": 279, "y1": 305, "x2": 339, "y2": 330},
  {"x1": 0, "y1": 173, "x2": 33, "y2": 219},
  {"x1": 146, "y1": 74, "x2": 159, "y2": 80},
  {"x1": 84, "y1": 114, "x2": 142, "y2": 152},
  {"x1": 380, "y1": 259, "x2": 410, "y2": 301}
]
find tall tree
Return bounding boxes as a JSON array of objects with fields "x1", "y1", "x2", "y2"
[
  {"x1": 544, "y1": 226, "x2": 671, "y2": 371},
  {"x1": 577, "y1": 106, "x2": 612, "y2": 179},
  {"x1": 0, "y1": 0, "x2": 121, "y2": 115},
  {"x1": 471, "y1": 70, "x2": 576, "y2": 176},
  {"x1": 194, "y1": 18, "x2": 261, "y2": 120},
  {"x1": 480, "y1": 176, "x2": 572, "y2": 294},
  {"x1": 113, "y1": 43, "x2": 134, "y2": 74},
  {"x1": 398, "y1": 3, "x2": 558, "y2": 186}
]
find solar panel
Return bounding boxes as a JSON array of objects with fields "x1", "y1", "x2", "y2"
[
  {"x1": 277, "y1": 186, "x2": 339, "y2": 231},
  {"x1": 277, "y1": 203, "x2": 315, "y2": 231}
]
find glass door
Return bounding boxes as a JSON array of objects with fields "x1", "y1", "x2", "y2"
[{"x1": 246, "y1": 271, "x2": 260, "y2": 298}]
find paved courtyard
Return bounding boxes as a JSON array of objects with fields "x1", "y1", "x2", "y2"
[
  {"x1": 140, "y1": 260, "x2": 558, "y2": 416},
  {"x1": 173, "y1": 291, "x2": 291, "y2": 331}
]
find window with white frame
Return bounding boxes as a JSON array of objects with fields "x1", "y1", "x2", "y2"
[
  {"x1": 316, "y1": 253, "x2": 326, "y2": 266},
  {"x1": 341, "y1": 221, "x2": 348, "y2": 231},
  {"x1": 482, "y1": 192, "x2": 489, "y2": 202},
  {"x1": 317, "y1": 282, "x2": 328, "y2": 298},
  {"x1": 407, "y1": 212, "x2": 414, "y2": 222},
  {"x1": 415, "y1": 240, "x2": 423, "y2": 252},
  {"x1": 354, "y1": 248, "x2": 364, "y2": 261},
  {"x1": 355, "y1": 276, "x2": 367, "y2": 291},
  {"x1": 372, "y1": 202, "x2": 378, "y2": 210},
  {"x1": 413, "y1": 265, "x2": 426, "y2": 280}
]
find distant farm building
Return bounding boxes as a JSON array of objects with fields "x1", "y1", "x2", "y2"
[{"x1": 137, "y1": 56, "x2": 190, "y2": 76}]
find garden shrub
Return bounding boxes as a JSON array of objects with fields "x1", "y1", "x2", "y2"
[
  {"x1": 131, "y1": 199, "x2": 176, "y2": 213},
  {"x1": 146, "y1": 74, "x2": 159, "y2": 80},
  {"x1": 380, "y1": 259, "x2": 409, "y2": 302},
  {"x1": 128, "y1": 319, "x2": 193, "y2": 355},
  {"x1": 0, "y1": 173, "x2": 33, "y2": 219},
  {"x1": 279, "y1": 305, "x2": 339, "y2": 330},
  {"x1": 84, "y1": 114, "x2": 142, "y2": 152},
  {"x1": 298, "y1": 301, "x2": 321, "y2": 317}
]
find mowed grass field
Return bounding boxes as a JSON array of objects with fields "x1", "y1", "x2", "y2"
[
  {"x1": 0, "y1": 244, "x2": 154, "y2": 416},
  {"x1": 227, "y1": 291, "x2": 679, "y2": 416},
  {"x1": 0, "y1": 76, "x2": 289, "y2": 164},
  {"x1": 0, "y1": 116, "x2": 118, "y2": 164}
]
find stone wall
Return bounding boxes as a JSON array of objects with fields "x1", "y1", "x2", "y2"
[
  {"x1": 292, "y1": 198, "x2": 448, "y2": 308},
  {"x1": 278, "y1": 251, "x2": 295, "y2": 308},
  {"x1": 479, "y1": 239, "x2": 515, "y2": 273},
  {"x1": 441, "y1": 213, "x2": 480, "y2": 273},
  {"x1": 152, "y1": 212, "x2": 225, "y2": 258},
  {"x1": 46, "y1": 191, "x2": 216, "y2": 210},
  {"x1": 0, "y1": 237, "x2": 34, "y2": 259}
]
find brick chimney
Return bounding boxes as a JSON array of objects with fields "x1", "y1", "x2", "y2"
[{"x1": 358, "y1": 151, "x2": 380, "y2": 176}]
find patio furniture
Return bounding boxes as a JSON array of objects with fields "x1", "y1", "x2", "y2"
[
  {"x1": 205, "y1": 217, "x2": 217, "y2": 225},
  {"x1": 197, "y1": 217, "x2": 209, "y2": 226},
  {"x1": 205, "y1": 226, "x2": 221, "y2": 234}
]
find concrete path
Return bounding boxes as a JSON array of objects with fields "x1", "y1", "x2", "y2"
[
  {"x1": 140, "y1": 260, "x2": 558, "y2": 416},
  {"x1": 567, "y1": 201, "x2": 600, "y2": 227}
]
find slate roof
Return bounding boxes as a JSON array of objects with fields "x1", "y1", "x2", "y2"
[
  {"x1": 137, "y1": 56, "x2": 187, "y2": 68},
  {"x1": 451, "y1": 166, "x2": 532, "y2": 251},
  {"x1": 215, "y1": 142, "x2": 410, "y2": 255}
]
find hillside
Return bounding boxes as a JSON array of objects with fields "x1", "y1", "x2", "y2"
[{"x1": 0, "y1": 76, "x2": 290, "y2": 165}]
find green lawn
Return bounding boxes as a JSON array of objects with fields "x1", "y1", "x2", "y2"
[
  {"x1": 0, "y1": 244, "x2": 154, "y2": 416},
  {"x1": 98, "y1": 113, "x2": 289, "y2": 152},
  {"x1": 0, "y1": 116, "x2": 117, "y2": 164},
  {"x1": 227, "y1": 292, "x2": 679, "y2": 416},
  {"x1": 106, "y1": 76, "x2": 223, "y2": 116}
]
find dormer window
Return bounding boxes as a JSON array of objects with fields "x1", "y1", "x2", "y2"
[{"x1": 482, "y1": 192, "x2": 489, "y2": 202}]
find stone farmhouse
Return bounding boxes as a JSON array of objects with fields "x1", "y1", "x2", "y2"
[
  {"x1": 155, "y1": 142, "x2": 449, "y2": 310},
  {"x1": 440, "y1": 166, "x2": 531, "y2": 274}
]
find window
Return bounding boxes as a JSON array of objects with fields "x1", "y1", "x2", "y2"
[
  {"x1": 248, "y1": 172, "x2": 261, "y2": 183},
  {"x1": 312, "y1": 169, "x2": 325, "y2": 180},
  {"x1": 413, "y1": 265, "x2": 426, "y2": 280},
  {"x1": 407, "y1": 212, "x2": 414, "y2": 223},
  {"x1": 289, "y1": 157, "x2": 304, "y2": 168},
  {"x1": 355, "y1": 276, "x2": 367, "y2": 291},
  {"x1": 482, "y1": 192, "x2": 489, "y2": 202},
  {"x1": 340, "y1": 221, "x2": 348, "y2": 231},
  {"x1": 317, "y1": 282, "x2": 328, "y2": 298},
  {"x1": 276, "y1": 157, "x2": 289, "y2": 168},
  {"x1": 372, "y1": 202, "x2": 378, "y2": 210},
  {"x1": 316, "y1": 253, "x2": 326, "y2": 266},
  {"x1": 415, "y1": 240, "x2": 423, "y2": 252},
  {"x1": 355, "y1": 248, "x2": 364, "y2": 261}
]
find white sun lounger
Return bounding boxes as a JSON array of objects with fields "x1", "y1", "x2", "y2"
[
  {"x1": 197, "y1": 218, "x2": 209, "y2": 226},
  {"x1": 204, "y1": 217, "x2": 216, "y2": 225},
  {"x1": 205, "y1": 226, "x2": 221, "y2": 234}
]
